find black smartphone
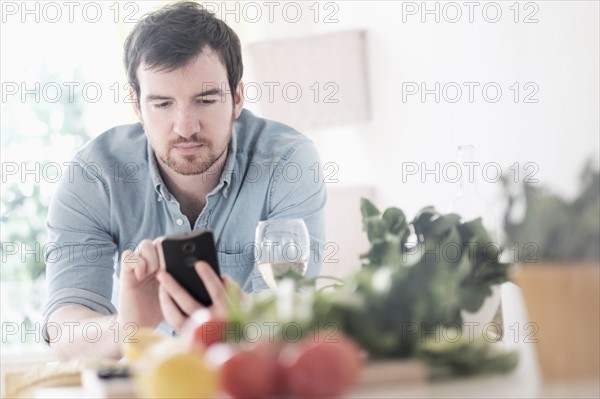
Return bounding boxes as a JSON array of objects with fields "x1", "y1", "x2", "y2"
[{"x1": 158, "y1": 230, "x2": 221, "y2": 307}]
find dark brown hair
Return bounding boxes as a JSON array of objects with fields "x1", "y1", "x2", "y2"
[{"x1": 124, "y1": 1, "x2": 243, "y2": 101}]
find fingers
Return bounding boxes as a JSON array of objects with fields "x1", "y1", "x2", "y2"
[
  {"x1": 194, "y1": 261, "x2": 226, "y2": 315},
  {"x1": 120, "y1": 249, "x2": 134, "y2": 274},
  {"x1": 120, "y1": 249, "x2": 143, "y2": 285},
  {"x1": 156, "y1": 260, "x2": 237, "y2": 331},
  {"x1": 120, "y1": 240, "x2": 160, "y2": 283},
  {"x1": 137, "y1": 239, "x2": 160, "y2": 277},
  {"x1": 157, "y1": 271, "x2": 202, "y2": 322},
  {"x1": 152, "y1": 237, "x2": 167, "y2": 271},
  {"x1": 158, "y1": 283, "x2": 187, "y2": 332}
]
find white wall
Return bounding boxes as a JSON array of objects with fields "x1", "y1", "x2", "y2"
[{"x1": 241, "y1": 0, "x2": 599, "y2": 220}]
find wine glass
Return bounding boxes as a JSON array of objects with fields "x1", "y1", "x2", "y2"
[{"x1": 255, "y1": 219, "x2": 310, "y2": 290}]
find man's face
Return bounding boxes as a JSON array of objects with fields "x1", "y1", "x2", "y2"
[{"x1": 133, "y1": 48, "x2": 244, "y2": 176}]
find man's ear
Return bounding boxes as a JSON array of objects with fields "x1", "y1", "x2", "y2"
[{"x1": 233, "y1": 81, "x2": 244, "y2": 119}]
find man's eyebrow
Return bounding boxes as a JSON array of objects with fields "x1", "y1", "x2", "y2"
[
  {"x1": 144, "y1": 88, "x2": 223, "y2": 102},
  {"x1": 145, "y1": 94, "x2": 172, "y2": 101},
  {"x1": 193, "y1": 88, "x2": 223, "y2": 97}
]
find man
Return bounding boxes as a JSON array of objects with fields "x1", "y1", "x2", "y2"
[{"x1": 43, "y1": 1, "x2": 326, "y2": 360}]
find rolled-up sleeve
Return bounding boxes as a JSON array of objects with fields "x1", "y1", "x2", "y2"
[
  {"x1": 266, "y1": 140, "x2": 328, "y2": 281},
  {"x1": 42, "y1": 159, "x2": 117, "y2": 341}
]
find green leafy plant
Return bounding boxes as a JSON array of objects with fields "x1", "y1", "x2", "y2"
[
  {"x1": 318, "y1": 199, "x2": 511, "y2": 359},
  {"x1": 503, "y1": 161, "x2": 600, "y2": 263}
]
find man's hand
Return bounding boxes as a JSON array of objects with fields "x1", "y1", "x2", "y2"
[
  {"x1": 118, "y1": 239, "x2": 163, "y2": 329},
  {"x1": 47, "y1": 239, "x2": 163, "y2": 360},
  {"x1": 157, "y1": 261, "x2": 239, "y2": 332}
]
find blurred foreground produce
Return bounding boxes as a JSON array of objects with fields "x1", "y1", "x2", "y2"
[
  {"x1": 278, "y1": 332, "x2": 362, "y2": 397},
  {"x1": 123, "y1": 316, "x2": 362, "y2": 398},
  {"x1": 130, "y1": 337, "x2": 219, "y2": 399}
]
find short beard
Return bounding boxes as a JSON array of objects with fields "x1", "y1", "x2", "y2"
[{"x1": 158, "y1": 119, "x2": 233, "y2": 176}]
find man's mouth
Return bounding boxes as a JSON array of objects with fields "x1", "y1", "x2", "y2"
[{"x1": 172, "y1": 143, "x2": 204, "y2": 154}]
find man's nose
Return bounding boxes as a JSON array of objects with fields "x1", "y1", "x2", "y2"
[{"x1": 173, "y1": 106, "x2": 200, "y2": 138}]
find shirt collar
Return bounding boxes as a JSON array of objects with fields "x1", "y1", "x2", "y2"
[
  {"x1": 147, "y1": 139, "x2": 170, "y2": 201},
  {"x1": 220, "y1": 124, "x2": 238, "y2": 198}
]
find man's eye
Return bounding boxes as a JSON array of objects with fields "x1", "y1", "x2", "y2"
[
  {"x1": 153, "y1": 102, "x2": 170, "y2": 109},
  {"x1": 197, "y1": 98, "x2": 217, "y2": 105}
]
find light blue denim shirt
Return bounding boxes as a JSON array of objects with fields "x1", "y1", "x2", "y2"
[{"x1": 42, "y1": 109, "x2": 327, "y2": 333}]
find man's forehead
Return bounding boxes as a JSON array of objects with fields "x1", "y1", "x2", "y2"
[{"x1": 137, "y1": 47, "x2": 227, "y2": 80}]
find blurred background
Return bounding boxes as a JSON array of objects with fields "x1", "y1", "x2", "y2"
[{"x1": 1, "y1": 0, "x2": 598, "y2": 357}]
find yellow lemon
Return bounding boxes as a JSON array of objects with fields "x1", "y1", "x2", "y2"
[
  {"x1": 121, "y1": 328, "x2": 166, "y2": 364},
  {"x1": 135, "y1": 344, "x2": 220, "y2": 398}
]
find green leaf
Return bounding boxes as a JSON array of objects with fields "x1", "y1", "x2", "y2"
[
  {"x1": 459, "y1": 282, "x2": 492, "y2": 312},
  {"x1": 382, "y1": 207, "x2": 408, "y2": 235},
  {"x1": 457, "y1": 217, "x2": 490, "y2": 243},
  {"x1": 412, "y1": 207, "x2": 438, "y2": 237},
  {"x1": 413, "y1": 206, "x2": 437, "y2": 220},
  {"x1": 360, "y1": 198, "x2": 380, "y2": 219},
  {"x1": 365, "y1": 219, "x2": 387, "y2": 244},
  {"x1": 428, "y1": 214, "x2": 461, "y2": 237},
  {"x1": 360, "y1": 241, "x2": 388, "y2": 265}
]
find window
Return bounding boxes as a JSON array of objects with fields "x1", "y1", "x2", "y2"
[{"x1": 0, "y1": 1, "x2": 163, "y2": 355}]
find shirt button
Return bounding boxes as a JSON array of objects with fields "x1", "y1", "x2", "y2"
[{"x1": 176, "y1": 218, "x2": 184, "y2": 226}]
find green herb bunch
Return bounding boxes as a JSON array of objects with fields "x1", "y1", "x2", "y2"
[{"x1": 314, "y1": 199, "x2": 511, "y2": 359}]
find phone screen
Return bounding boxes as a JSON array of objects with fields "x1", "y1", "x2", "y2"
[{"x1": 160, "y1": 230, "x2": 221, "y2": 307}]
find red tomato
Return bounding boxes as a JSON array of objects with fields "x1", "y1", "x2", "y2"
[
  {"x1": 181, "y1": 308, "x2": 227, "y2": 349},
  {"x1": 205, "y1": 343, "x2": 281, "y2": 399},
  {"x1": 279, "y1": 332, "x2": 362, "y2": 398}
]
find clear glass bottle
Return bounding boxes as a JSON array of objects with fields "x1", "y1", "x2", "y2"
[{"x1": 448, "y1": 145, "x2": 498, "y2": 242}]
